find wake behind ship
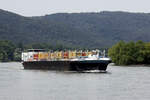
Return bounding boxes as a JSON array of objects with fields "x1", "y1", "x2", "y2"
[{"x1": 22, "y1": 49, "x2": 111, "y2": 71}]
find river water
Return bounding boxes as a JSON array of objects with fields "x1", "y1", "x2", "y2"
[{"x1": 0, "y1": 62, "x2": 150, "y2": 100}]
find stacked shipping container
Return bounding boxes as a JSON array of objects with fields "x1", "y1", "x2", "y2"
[{"x1": 22, "y1": 50, "x2": 100, "y2": 62}]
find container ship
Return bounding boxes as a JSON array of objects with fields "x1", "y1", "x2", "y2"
[{"x1": 21, "y1": 49, "x2": 111, "y2": 71}]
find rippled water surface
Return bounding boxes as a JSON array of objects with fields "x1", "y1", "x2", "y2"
[{"x1": 0, "y1": 62, "x2": 150, "y2": 100}]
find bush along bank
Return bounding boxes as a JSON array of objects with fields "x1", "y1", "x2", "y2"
[{"x1": 108, "y1": 41, "x2": 150, "y2": 65}]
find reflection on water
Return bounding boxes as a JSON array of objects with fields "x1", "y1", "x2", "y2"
[{"x1": 0, "y1": 62, "x2": 150, "y2": 100}]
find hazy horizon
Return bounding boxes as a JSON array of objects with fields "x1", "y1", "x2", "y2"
[{"x1": 0, "y1": 0, "x2": 150, "y2": 16}]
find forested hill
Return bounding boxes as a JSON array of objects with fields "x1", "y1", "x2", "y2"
[{"x1": 0, "y1": 9, "x2": 150, "y2": 48}]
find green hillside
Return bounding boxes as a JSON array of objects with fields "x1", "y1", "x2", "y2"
[{"x1": 0, "y1": 9, "x2": 150, "y2": 48}]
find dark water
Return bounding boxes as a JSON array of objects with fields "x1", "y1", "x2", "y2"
[{"x1": 0, "y1": 62, "x2": 150, "y2": 100}]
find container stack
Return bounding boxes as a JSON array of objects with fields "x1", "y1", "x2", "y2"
[{"x1": 22, "y1": 50, "x2": 101, "y2": 62}]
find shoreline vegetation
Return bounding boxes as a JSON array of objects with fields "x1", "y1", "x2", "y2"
[{"x1": 108, "y1": 41, "x2": 150, "y2": 66}]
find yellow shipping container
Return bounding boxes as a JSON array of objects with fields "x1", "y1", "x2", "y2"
[
  {"x1": 87, "y1": 51, "x2": 92, "y2": 56},
  {"x1": 56, "y1": 51, "x2": 62, "y2": 59},
  {"x1": 76, "y1": 51, "x2": 82, "y2": 57},
  {"x1": 38, "y1": 52, "x2": 49, "y2": 60},
  {"x1": 73, "y1": 51, "x2": 77, "y2": 58},
  {"x1": 69, "y1": 51, "x2": 76, "y2": 58},
  {"x1": 50, "y1": 52, "x2": 55, "y2": 59},
  {"x1": 38, "y1": 52, "x2": 43, "y2": 59},
  {"x1": 44, "y1": 53, "x2": 49, "y2": 59}
]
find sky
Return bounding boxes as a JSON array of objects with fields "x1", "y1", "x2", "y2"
[{"x1": 0, "y1": 0, "x2": 150, "y2": 16}]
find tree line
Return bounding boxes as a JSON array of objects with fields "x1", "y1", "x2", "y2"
[
  {"x1": 108, "y1": 41, "x2": 150, "y2": 65},
  {"x1": 0, "y1": 40, "x2": 15, "y2": 61}
]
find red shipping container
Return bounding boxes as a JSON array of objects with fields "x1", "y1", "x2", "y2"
[
  {"x1": 33, "y1": 54, "x2": 38, "y2": 60},
  {"x1": 82, "y1": 52, "x2": 86, "y2": 56},
  {"x1": 63, "y1": 52, "x2": 69, "y2": 59}
]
